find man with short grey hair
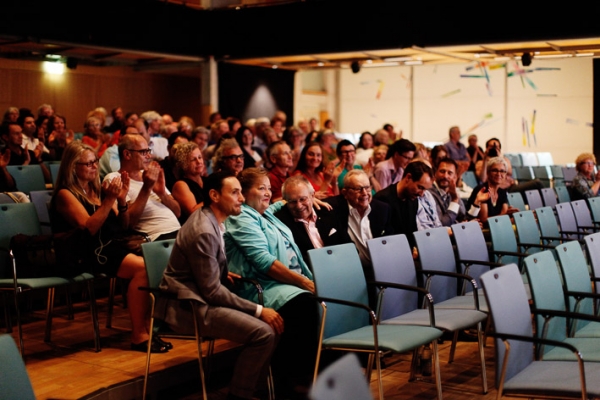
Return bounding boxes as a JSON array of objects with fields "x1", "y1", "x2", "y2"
[{"x1": 275, "y1": 175, "x2": 345, "y2": 263}]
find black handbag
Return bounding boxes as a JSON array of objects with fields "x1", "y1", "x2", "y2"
[
  {"x1": 10, "y1": 229, "x2": 89, "y2": 279},
  {"x1": 110, "y1": 230, "x2": 150, "y2": 256}
]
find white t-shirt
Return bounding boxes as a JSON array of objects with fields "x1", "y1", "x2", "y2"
[{"x1": 104, "y1": 172, "x2": 180, "y2": 241}]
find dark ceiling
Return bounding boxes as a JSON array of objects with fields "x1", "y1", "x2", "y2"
[{"x1": 1, "y1": 0, "x2": 600, "y2": 71}]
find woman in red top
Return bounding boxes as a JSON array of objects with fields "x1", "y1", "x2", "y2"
[{"x1": 292, "y1": 142, "x2": 337, "y2": 199}]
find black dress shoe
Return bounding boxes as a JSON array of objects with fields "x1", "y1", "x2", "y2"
[
  {"x1": 131, "y1": 337, "x2": 169, "y2": 353},
  {"x1": 155, "y1": 336, "x2": 173, "y2": 350}
]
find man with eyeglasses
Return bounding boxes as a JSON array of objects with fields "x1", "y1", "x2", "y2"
[
  {"x1": 274, "y1": 175, "x2": 345, "y2": 263},
  {"x1": 212, "y1": 138, "x2": 244, "y2": 176},
  {"x1": 326, "y1": 169, "x2": 393, "y2": 307},
  {"x1": 266, "y1": 140, "x2": 293, "y2": 202},
  {"x1": 104, "y1": 134, "x2": 181, "y2": 241},
  {"x1": 373, "y1": 138, "x2": 416, "y2": 191}
]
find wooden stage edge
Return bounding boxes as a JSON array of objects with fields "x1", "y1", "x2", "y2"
[{"x1": 5, "y1": 294, "x2": 512, "y2": 400}]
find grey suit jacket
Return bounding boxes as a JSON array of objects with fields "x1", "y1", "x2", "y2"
[{"x1": 155, "y1": 207, "x2": 259, "y2": 334}]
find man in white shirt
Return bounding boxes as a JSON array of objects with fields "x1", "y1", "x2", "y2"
[{"x1": 104, "y1": 134, "x2": 181, "y2": 241}]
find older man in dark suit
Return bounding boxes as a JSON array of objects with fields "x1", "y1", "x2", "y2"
[
  {"x1": 275, "y1": 175, "x2": 346, "y2": 265},
  {"x1": 326, "y1": 169, "x2": 394, "y2": 307},
  {"x1": 156, "y1": 171, "x2": 283, "y2": 400}
]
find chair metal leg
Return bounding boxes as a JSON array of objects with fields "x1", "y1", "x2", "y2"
[
  {"x1": 66, "y1": 288, "x2": 74, "y2": 320},
  {"x1": 448, "y1": 330, "x2": 459, "y2": 363},
  {"x1": 432, "y1": 340, "x2": 442, "y2": 400},
  {"x1": 142, "y1": 295, "x2": 156, "y2": 400},
  {"x1": 375, "y1": 350, "x2": 383, "y2": 400},
  {"x1": 44, "y1": 287, "x2": 55, "y2": 343},
  {"x1": 87, "y1": 280, "x2": 101, "y2": 352},
  {"x1": 106, "y1": 277, "x2": 116, "y2": 329},
  {"x1": 13, "y1": 288, "x2": 23, "y2": 355},
  {"x1": 267, "y1": 366, "x2": 275, "y2": 400},
  {"x1": 365, "y1": 353, "x2": 375, "y2": 383},
  {"x1": 204, "y1": 338, "x2": 215, "y2": 383},
  {"x1": 409, "y1": 347, "x2": 419, "y2": 382},
  {"x1": 192, "y1": 308, "x2": 208, "y2": 400},
  {"x1": 477, "y1": 322, "x2": 488, "y2": 394}
]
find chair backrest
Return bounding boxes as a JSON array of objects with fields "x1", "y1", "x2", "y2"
[
  {"x1": 513, "y1": 210, "x2": 543, "y2": 254},
  {"x1": 535, "y1": 206, "x2": 562, "y2": 247},
  {"x1": 29, "y1": 190, "x2": 53, "y2": 235},
  {"x1": 549, "y1": 165, "x2": 565, "y2": 187},
  {"x1": 461, "y1": 170, "x2": 478, "y2": 189},
  {"x1": 505, "y1": 153, "x2": 522, "y2": 167},
  {"x1": 531, "y1": 166, "x2": 552, "y2": 188},
  {"x1": 562, "y1": 166, "x2": 577, "y2": 185},
  {"x1": 310, "y1": 353, "x2": 372, "y2": 400},
  {"x1": 540, "y1": 188, "x2": 558, "y2": 208},
  {"x1": 488, "y1": 214, "x2": 520, "y2": 265},
  {"x1": 140, "y1": 239, "x2": 176, "y2": 289},
  {"x1": 514, "y1": 166, "x2": 534, "y2": 181},
  {"x1": 520, "y1": 152, "x2": 539, "y2": 167},
  {"x1": 368, "y1": 234, "x2": 418, "y2": 320},
  {"x1": 413, "y1": 227, "x2": 458, "y2": 302},
  {"x1": 555, "y1": 240, "x2": 594, "y2": 332},
  {"x1": 587, "y1": 197, "x2": 600, "y2": 224},
  {"x1": 0, "y1": 203, "x2": 42, "y2": 278},
  {"x1": 584, "y1": 232, "x2": 600, "y2": 295},
  {"x1": 555, "y1": 186, "x2": 571, "y2": 203},
  {"x1": 308, "y1": 243, "x2": 369, "y2": 339},
  {"x1": 480, "y1": 264, "x2": 533, "y2": 385},
  {"x1": 524, "y1": 189, "x2": 544, "y2": 210},
  {"x1": 523, "y1": 250, "x2": 568, "y2": 349},
  {"x1": 507, "y1": 192, "x2": 526, "y2": 211},
  {"x1": 536, "y1": 152, "x2": 554, "y2": 166},
  {"x1": 0, "y1": 335, "x2": 36, "y2": 400},
  {"x1": 5, "y1": 165, "x2": 46, "y2": 195},
  {"x1": 555, "y1": 202, "x2": 580, "y2": 240},
  {"x1": 45, "y1": 161, "x2": 61, "y2": 186},
  {"x1": 571, "y1": 199, "x2": 594, "y2": 231},
  {"x1": 451, "y1": 221, "x2": 492, "y2": 289}
]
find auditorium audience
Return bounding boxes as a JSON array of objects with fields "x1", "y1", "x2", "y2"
[
  {"x1": 355, "y1": 131, "x2": 374, "y2": 166},
  {"x1": 47, "y1": 114, "x2": 74, "y2": 160},
  {"x1": 266, "y1": 140, "x2": 294, "y2": 202},
  {"x1": 373, "y1": 139, "x2": 416, "y2": 190},
  {"x1": 159, "y1": 131, "x2": 189, "y2": 191},
  {"x1": 235, "y1": 126, "x2": 263, "y2": 169},
  {"x1": 50, "y1": 141, "x2": 166, "y2": 353},
  {"x1": 212, "y1": 138, "x2": 245, "y2": 176}
]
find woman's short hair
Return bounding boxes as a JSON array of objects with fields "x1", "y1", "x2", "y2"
[
  {"x1": 237, "y1": 167, "x2": 269, "y2": 195},
  {"x1": 575, "y1": 153, "x2": 596, "y2": 172},
  {"x1": 486, "y1": 156, "x2": 508, "y2": 172},
  {"x1": 174, "y1": 142, "x2": 200, "y2": 176}
]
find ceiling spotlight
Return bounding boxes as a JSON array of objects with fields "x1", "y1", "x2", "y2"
[
  {"x1": 351, "y1": 61, "x2": 361, "y2": 74},
  {"x1": 521, "y1": 52, "x2": 532, "y2": 66}
]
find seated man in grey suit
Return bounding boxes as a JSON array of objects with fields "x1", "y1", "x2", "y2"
[
  {"x1": 156, "y1": 171, "x2": 284, "y2": 400},
  {"x1": 275, "y1": 175, "x2": 346, "y2": 265},
  {"x1": 326, "y1": 169, "x2": 394, "y2": 307}
]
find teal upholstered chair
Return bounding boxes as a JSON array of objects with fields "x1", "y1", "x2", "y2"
[
  {"x1": 308, "y1": 243, "x2": 443, "y2": 400},
  {"x1": 368, "y1": 234, "x2": 488, "y2": 394},
  {"x1": 5, "y1": 165, "x2": 46, "y2": 195},
  {"x1": 0, "y1": 203, "x2": 99, "y2": 355},
  {"x1": 480, "y1": 264, "x2": 600, "y2": 399},
  {"x1": 0, "y1": 334, "x2": 36, "y2": 400}
]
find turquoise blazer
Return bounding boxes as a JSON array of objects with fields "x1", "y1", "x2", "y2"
[{"x1": 224, "y1": 202, "x2": 313, "y2": 310}]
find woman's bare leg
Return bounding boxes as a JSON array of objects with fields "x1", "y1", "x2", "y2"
[{"x1": 117, "y1": 254, "x2": 149, "y2": 344}]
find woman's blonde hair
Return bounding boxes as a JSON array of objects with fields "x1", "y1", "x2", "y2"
[
  {"x1": 53, "y1": 141, "x2": 100, "y2": 206},
  {"x1": 174, "y1": 142, "x2": 199, "y2": 177},
  {"x1": 575, "y1": 153, "x2": 596, "y2": 172}
]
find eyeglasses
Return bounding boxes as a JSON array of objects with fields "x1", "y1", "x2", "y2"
[
  {"x1": 489, "y1": 169, "x2": 507, "y2": 174},
  {"x1": 347, "y1": 185, "x2": 371, "y2": 193},
  {"x1": 77, "y1": 159, "x2": 99, "y2": 168},
  {"x1": 398, "y1": 153, "x2": 412, "y2": 160},
  {"x1": 127, "y1": 148, "x2": 152, "y2": 156},
  {"x1": 222, "y1": 154, "x2": 244, "y2": 161},
  {"x1": 275, "y1": 151, "x2": 293, "y2": 157},
  {"x1": 339, "y1": 150, "x2": 356, "y2": 155},
  {"x1": 287, "y1": 196, "x2": 311, "y2": 206}
]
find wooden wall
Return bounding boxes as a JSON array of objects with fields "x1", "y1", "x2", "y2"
[{"x1": 0, "y1": 59, "x2": 202, "y2": 129}]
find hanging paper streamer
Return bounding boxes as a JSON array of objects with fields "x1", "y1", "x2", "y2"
[
  {"x1": 376, "y1": 80, "x2": 384, "y2": 99},
  {"x1": 522, "y1": 117, "x2": 527, "y2": 146},
  {"x1": 531, "y1": 110, "x2": 537, "y2": 146},
  {"x1": 442, "y1": 89, "x2": 461, "y2": 98},
  {"x1": 478, "y1": 62, "x2": 493, "y2": 96}
]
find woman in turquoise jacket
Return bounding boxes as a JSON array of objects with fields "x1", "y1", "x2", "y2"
[{"x1": 224, "y1": 167, "x2": 318, "y2": 398}]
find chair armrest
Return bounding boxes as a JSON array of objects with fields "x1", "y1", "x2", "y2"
[
  {"x1": 458, "y1": 258, "x2": 504, "y2": 268},
  {"x1": 517, "y1": 242, "x2": 556, "y2": 250},
  {"x1": 490, "y1": 249, "x2": 528, "y2": 258},
  {"x1": 539, "y1": 235, "x2": 563, "y2": 243},
  {"x1": 420, "y1": 269, "x2": 480, "y2": 309},
  {"x1": 488, "y1": 331, "x2": 580, "y2": 354},
  {"x1": 370, "y1": 280, "x2": 436, "y2": 327},
  {"x1": 314, "y1": 296, "x2": 377, "y2": 326}
]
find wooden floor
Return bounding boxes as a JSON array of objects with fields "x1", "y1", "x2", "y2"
[{"x1": 3, "y1": 294, "x2": 523, "y2": 400}]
